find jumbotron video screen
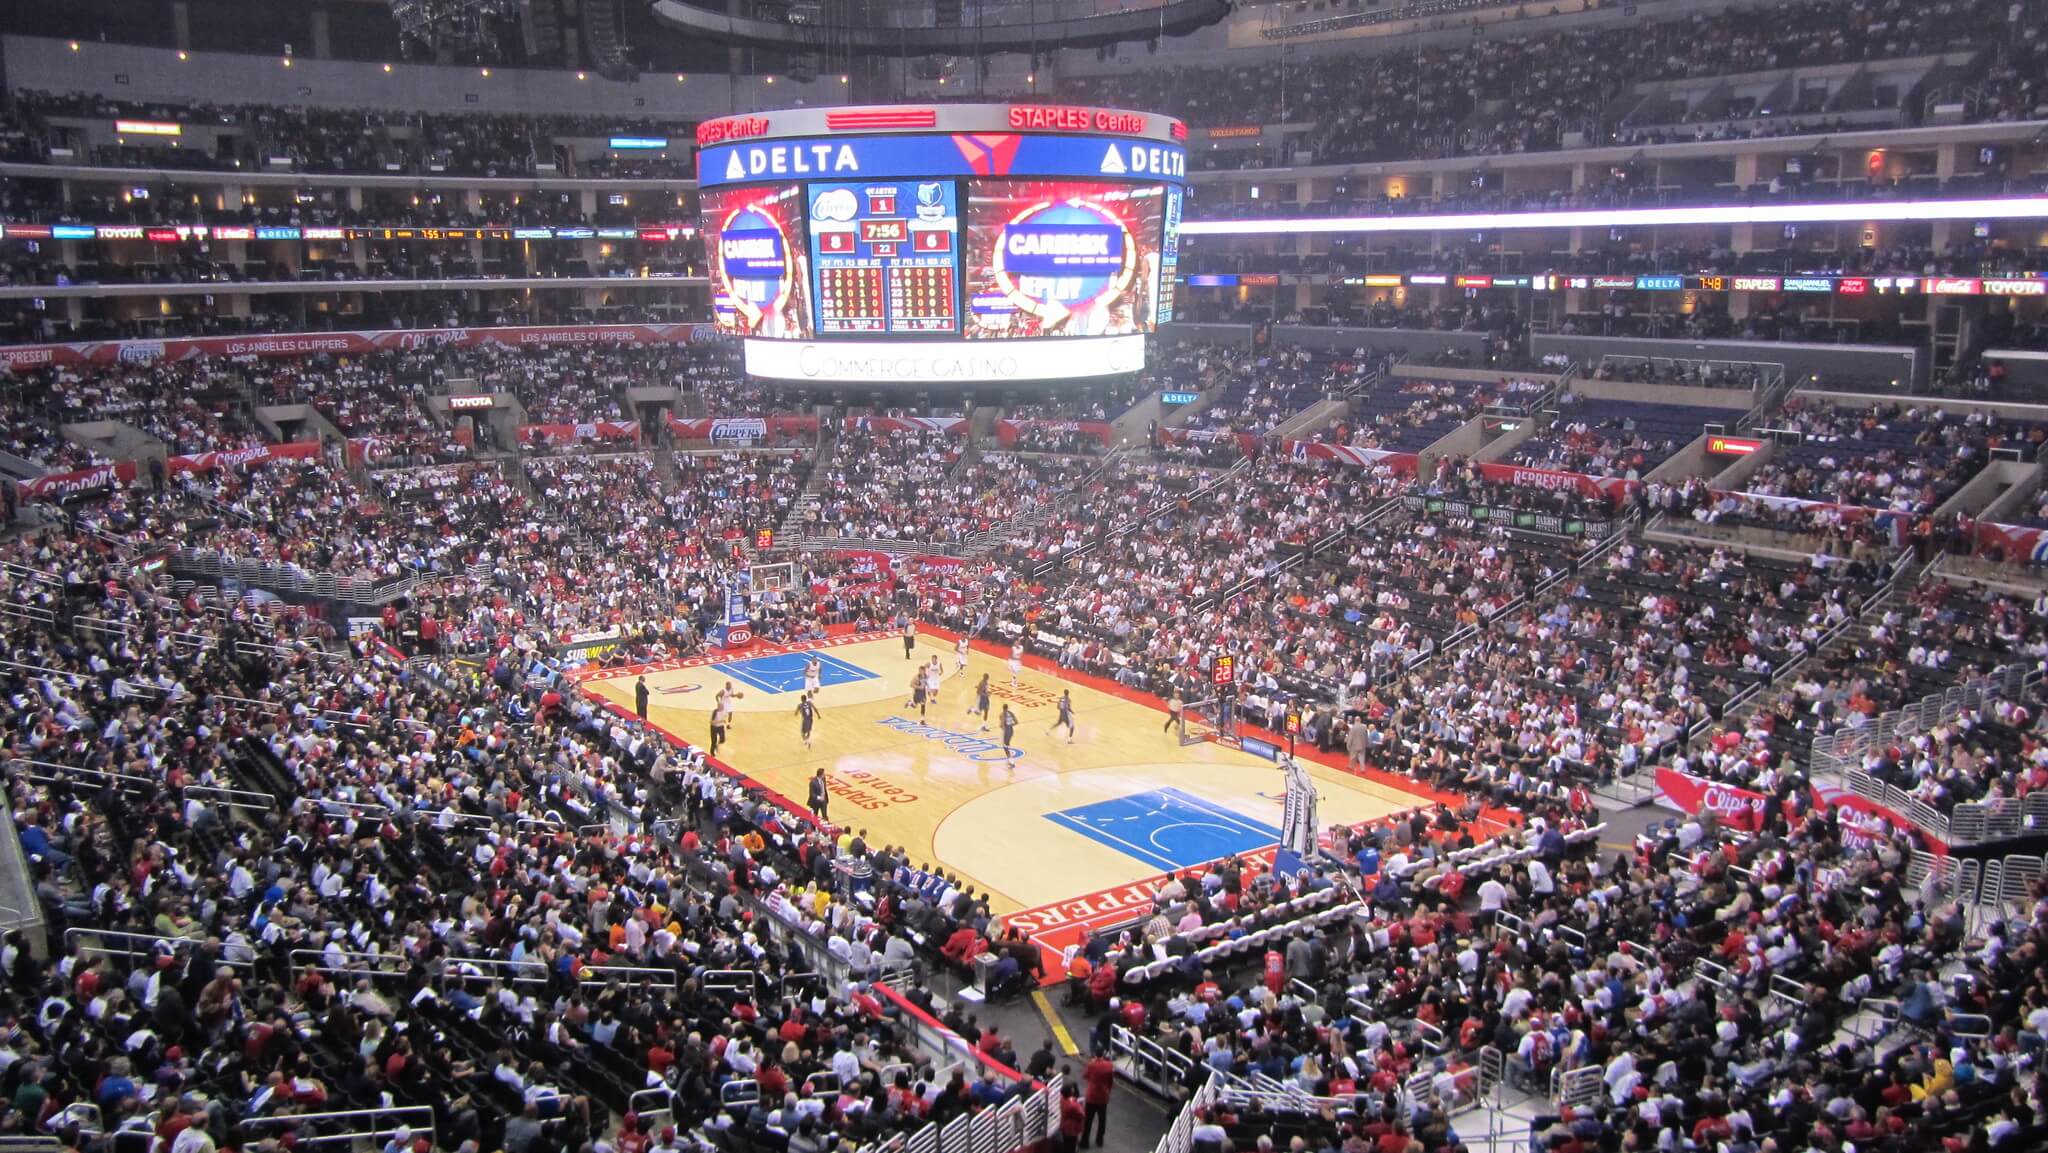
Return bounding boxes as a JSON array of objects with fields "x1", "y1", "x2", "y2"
[
  {"x1": 964, "y1": 180, "x2": 1166, "y2": 339},
  {"x1": 694, "y1": 104, "x2": 1187, "y2": 382},
  {"x1": 703, "y1": 184, "x2": 813, "y2": 340}
]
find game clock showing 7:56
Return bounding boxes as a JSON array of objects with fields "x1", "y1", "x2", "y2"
[{"x1": 808, "y1": 180, "x2": 961, "y2": 335}]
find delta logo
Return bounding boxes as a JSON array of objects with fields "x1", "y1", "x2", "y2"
[{"x1": 721, "y1": 142, "x2": 861, "y2": 181}]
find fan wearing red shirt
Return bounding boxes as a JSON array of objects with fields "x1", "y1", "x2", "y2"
[
  {"x1": 1058, "y1": 1087, "x2": 1086, "y2": 1153},
  {"x1": 1081, "y1": 1053, "x2": 1115, "y2": 1150}
]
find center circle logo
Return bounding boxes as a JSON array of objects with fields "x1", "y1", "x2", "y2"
[{"x1": 992, "y1": 197, "x2": 1137, "y2": 331}]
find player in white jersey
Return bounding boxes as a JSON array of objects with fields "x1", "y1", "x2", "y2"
[
  {"x1": 804, "y1": 655, "x2": 822, "y2": 697},
  {"x1": 926, "y1": 656, "x2": 945, "y2": 702},
  {"x1": 1008, "y1": 641, "x2": 1023, "y2": 687},
  {"x1": 955, "y1": 635, "x2": 970, "y2": 675}
]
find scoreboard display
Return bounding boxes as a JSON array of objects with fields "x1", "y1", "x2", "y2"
[
  {"x1": 695, "y1": 104, "x2": 1187, "y2": 382},
  {"x1": 808, "y1": 181, "x2": 960, "y2": 335}
]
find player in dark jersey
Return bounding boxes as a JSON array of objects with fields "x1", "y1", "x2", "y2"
[
  {"x1": 970, "y1": 673, "x2": 993, "y2": 731},
  {"x1": 796, "y1": 691, "x2": 819, "y2": 749},
  {"x1": 1050, "y1": 689, "x2": 1076, "y2": 743},
  {"x1": 999, "y1": 704, "x2": 1018, "y2": 755}
]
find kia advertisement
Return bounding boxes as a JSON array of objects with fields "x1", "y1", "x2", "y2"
[
  {"x1": 701, "y1": 184, "x2": 813, "y2": 340},
  {"x1": 962, "y1": 180, "x2": 1165, "y2": 339}
]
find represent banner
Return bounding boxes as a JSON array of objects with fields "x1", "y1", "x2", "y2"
[
  {"x1": 842, "y1": 415, "x2": 967, "y2": 435},
  {"x1": 994, "y1": 419, "x2": 1113, "y2": 448},
  {"x1": 518, "y1": 420, "x2": 643, "y2": 446},
  {"x1": 1655, "y1": 767, "x2": 1769, "y2": 832},
  {"x1": 1475, "y1": 461, "x2": 1640, "y2": 503},
  {"x1": 1282, "y1": 440, "x2": 1419, "y2": 475},
  {"x1": 665, "y1": 414, "x2": 820, "y2": 442},
  {"x1": 0, "y1": 322, "x2": 722, "y2": 374}
]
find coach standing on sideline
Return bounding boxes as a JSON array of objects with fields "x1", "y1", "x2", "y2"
[
  {"x1": 808, "y1": 767, "x2": 830, "y2": 821},
  {"x1": 1347, "y1": 713, "x2": 1370, "y2": 771},
  {"x1": 635, "y1": 676, "x2": 650, "y2": 720}
]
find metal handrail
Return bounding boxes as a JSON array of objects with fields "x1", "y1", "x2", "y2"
[
  {"x1": 183, "y1": 783, "x2": 277, "y2": 811},
  {"x1": 289, "y1": 948, "x2": 548, "y2": 985},
  {"x1": 64, "y1": 926, "x2": 252, "y2": 967},
  {"x1": 241, "y1": 1105, "x2": 436, "y2": 1148}
]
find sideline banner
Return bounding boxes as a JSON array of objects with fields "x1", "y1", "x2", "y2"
[
  {"x1": 843, "y1": 415, "x2": 966, "y2": 435},
  {"x1": 519, "y1": 420, "x2": 642, "y2": 446},
  {"x1": 1655, "y1": 767, "x2": 1769, "y2": 831},
  {"x1": 1476, "y1": 461, "x2": 1640, "y2": 503},
  {"x1": 666, "y1": 414, "x2": 820, "y2": 441},
  {"x1": 1282, "y1": 440, "x2": 1419, "y2": 474},
  {"x1": 164, "y1": 440, "x2": 322, "y2": 476},
  {"x1": 18, "y1": 440, "x2": 324, "y2": 501},
  {"x1": 1158, "y1": 426, "x2": 1259, "y2": 457},
  {"x1": 995, "y1": 419, "x2": 1113, "y2": 448}
]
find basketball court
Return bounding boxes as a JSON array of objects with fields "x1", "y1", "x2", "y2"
[{"x1": 573, "y1": 628, "x2": 1435, "y2": 959}]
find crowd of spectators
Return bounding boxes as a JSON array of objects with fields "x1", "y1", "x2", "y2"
[
  {"x1": 1070, "y1": 0, "x2": 2035, "y2": 167},
  {"x1": 807, "y1": 431, "x2": 1092, "y2": 545},
  {"x1": 2, "y1": 92, "x2": 695, "y2": 179},
  {"x1": 1509, "y1": 395, "x2": 1738, "y2": 480},
  {"x1": 1739, "y1": 400, "x2": 2048, "y2": 513},
  {"x1": 3, "y1": 327, "x2": 2048, "y2": 1153},
  {"x1": 0, "y1": 509, "x2": 1061, "y2": 1153}
]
